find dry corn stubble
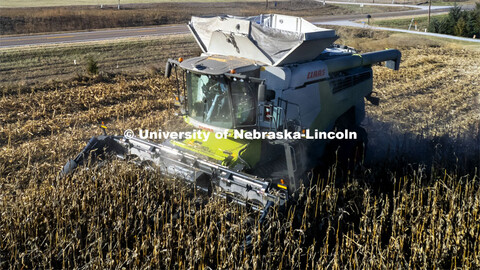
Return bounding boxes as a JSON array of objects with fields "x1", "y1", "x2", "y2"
[{"x1": 1, "y1": 29, "x2": 480, "y2": 269}]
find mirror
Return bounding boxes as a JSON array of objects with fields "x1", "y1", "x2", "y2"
[
  {"x1": 257, "y1": 82, "x2": 266, "y2": 102},
  {"x1": 165, "y1": 61, "x2": 172, "y2": 78}
]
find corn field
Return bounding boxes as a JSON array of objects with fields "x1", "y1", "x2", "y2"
[{"x1": 1, "y1": 29, "x2": 480, "y2": 268}]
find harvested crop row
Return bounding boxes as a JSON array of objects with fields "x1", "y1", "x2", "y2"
[
  {"x1": 1, "y1": 161, "x2": 478, "y2": 269},
  {"x1": 1, "y1": 29, "x2": 479, "y2": 269},
  {"x1": 0, "y1": 35, "x2": 199, "y2": 88}
]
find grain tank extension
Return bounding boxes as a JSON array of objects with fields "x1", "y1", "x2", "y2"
[{"x1": 62, "y1": 14, "x2": 401, "y2": 210}]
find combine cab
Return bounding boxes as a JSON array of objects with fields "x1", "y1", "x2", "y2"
[{"x1": 62, "y1": 14, "x2": 401, "y2": 210}]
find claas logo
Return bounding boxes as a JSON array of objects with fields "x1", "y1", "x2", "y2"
[{"x1": 307, "y1": 69, "x2": 326, "y2": 79}]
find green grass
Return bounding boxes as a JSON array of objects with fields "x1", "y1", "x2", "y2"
[
  {"x1": 337, "y1": 0, "x2": 472, "y2": 4},
  {"x1": 331, "y1": 3, "x2": 413, "y2": 13},
  {"x1": 372, "y1": 14, "x2": 448, "y2": 30},
  {"x1": 429, "y1": 1, "x2": 456, "y2": 5},
  {"x1": 429, "y1": 0, "x2": 477, "y2": 5}
]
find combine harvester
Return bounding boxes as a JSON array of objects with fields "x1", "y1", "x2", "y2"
[{"x1": 62, "y1": 14, "x2": 401, "y2": 210}]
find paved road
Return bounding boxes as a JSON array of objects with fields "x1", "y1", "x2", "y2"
[
  {"x1": 316, "y1": 19, "x2": 480, "y2": 43},
  {"x1": 0, "y1": 25, "x2": 189, "y2": 48},
  {"x1": 322, "y1": 1, "x2": 450, "y2": 10},
  {"x1": 0, "y1": 2, "x2": 474, "y2": 48},
  {"x1": 315, "y1": 1, "x2": 480, "y2": 43},
  {"x1": 307, "y1": 6, "x2": 451, "y2": 23}
]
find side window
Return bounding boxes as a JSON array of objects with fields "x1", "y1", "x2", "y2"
[
  {"x1": 231, "y1": 80, "x2": 256, "y2": 126},
  {"x1": 187, "y1": 74, "x2": 208, "y2": 119}
]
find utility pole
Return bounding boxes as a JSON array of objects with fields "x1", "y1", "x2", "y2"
[{"x1": 428, "y1": 0, "x2": 431, "y2": 25}]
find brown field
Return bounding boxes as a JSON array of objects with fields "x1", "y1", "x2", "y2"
[
  {"x1": 0, "y1": 29, "x2": 479, "y2": 268},
  {"x1": 0, "y1": 1, "x2": 410, "y2": 35},
  {"x1": 0, "y1": 35, "x2": 200, "y2": 90}
]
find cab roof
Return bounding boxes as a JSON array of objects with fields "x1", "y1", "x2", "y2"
[{"x1": 178, "y1": 55, "x2": 262, "y2": 75}]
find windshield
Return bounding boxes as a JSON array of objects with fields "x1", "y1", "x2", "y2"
[
  {"x1": 187, "y1": 73, "x2": 233, "y2": 128},
  {"x1": 186, "y1": 72, "x2": 256, "y2": 128}
]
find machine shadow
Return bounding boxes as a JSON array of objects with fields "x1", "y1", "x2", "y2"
[
  {"x1": 306, "y1": 115, "x2": 480, "y2": 196},
  {"x1": 363, "y1": 116, "x2": 480, "y2": 177}
]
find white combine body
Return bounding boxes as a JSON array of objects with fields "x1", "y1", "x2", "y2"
[{"x1": 63, "y1": 14, "x2": 401, "y2": 211}]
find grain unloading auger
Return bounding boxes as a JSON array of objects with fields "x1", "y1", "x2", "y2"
[{"x1": 62, "y1": 14, "x2": 401, "y2": 210}]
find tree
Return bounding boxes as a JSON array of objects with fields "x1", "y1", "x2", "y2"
[
  {"x1": 437, "y1": 17, "x2": 451, "y2": 34},
  {"x1": 86, "y1": 57, "x2": 99, "y2": 75},
  {"x1": 465, "y1": 12, "x2": 477, "y2": 37},
  {"x1": 473, "y1": 3, "x2": 480, "y2": 37},
  {"x1": 430, "y1": 3, "x2": 480, "y2": 38},
  {"x1": 428, "y1": 17, "x2": 440, "y2": 33},
  {"x1": 448, "y1": 4, "x2": 462, "y2": 22},
  {"x1": 454, "y1": 17, "x2": 467, "y2": 37}
]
